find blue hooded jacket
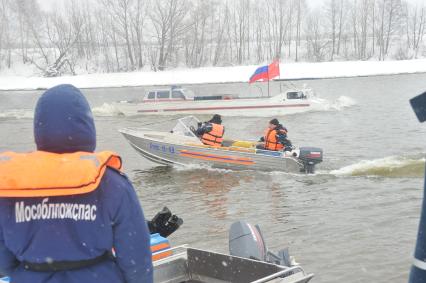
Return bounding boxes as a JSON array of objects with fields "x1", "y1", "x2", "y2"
[{"x1": 0, "y1": 84, "x2": 153, "y2": 283}]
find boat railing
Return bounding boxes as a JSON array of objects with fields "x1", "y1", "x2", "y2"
[
  {"x1": 251, "y1": 266, "x2": 313, "y2": 283},
  {"x1": 153, "y1": 244, "x2": 189, "y2": 264}
]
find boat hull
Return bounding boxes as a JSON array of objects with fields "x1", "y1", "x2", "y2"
[{"x1": 120, "y1": 129, "x2": 303, "y2": 172}]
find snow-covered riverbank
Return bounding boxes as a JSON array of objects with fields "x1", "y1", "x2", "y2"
[{"x1": 1, "y1": 59, "x2": 426, "y2": 91}]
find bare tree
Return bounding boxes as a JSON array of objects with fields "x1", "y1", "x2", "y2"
[
  {"x1": 131, "y1": 0, "x2": 147, "y2": 69},
  {"x1": 295, "y1": 0, "x2": 305, "y2": 61},
  {"x1": 306, "y1": 9, "x2": 330, "y2": 61},
  {"x1": 404, "y1": 1, "x2": 426, "y2": 58},
  {"x1": 376, "y1": 0, "x2": 403, "y2": 60},
  {"x1": 0, "y1": 0, "x2": 425, "y2": 74},
  {"x1": 336, "y1": 0, "x2": 346, "y2": 55},
  {"x1": 212, "y1": 3, "x2": 229, "y2": 66},
  {"x1": 184, "y1": 1, "x2": 212, "y2": 67},
  {"x1": 265, "y1": 0, "x2": 290, "y2": 60},
  {"x1": 42, "y1": 9, "x2": 84, "y2": 76},
  {"x1": 150, "y1": 0, "x2": 190, "y2": 70},
  {"x1": 100, "y1": 0, "x2": 136, "y2": 70},
  {"x1": 327, "y1": 0, "x2": 338, "y2": 60},
  {"x1": 0, "y1": 0, "x2": 8, "y2": 69}
]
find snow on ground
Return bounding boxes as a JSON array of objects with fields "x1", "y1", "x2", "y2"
[{"x1": 1, "y1": 59, "x2": 426, "y2": 91}]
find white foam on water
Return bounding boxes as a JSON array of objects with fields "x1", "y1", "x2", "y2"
[
  {"x1": 172, "y1": 163, "x2": 236, "y2": 174},
  {"x1": 310, "y1": 95, "x2": 357, "y2": 112},
  {"x1": 0, "y1": 109, "x2": 34, "y2": 119},
  {"x1": 331, "y1": 155, "x2": 425, "y2": 178},
  {"x1": 91, "y1": 103, "x2": 123, "y2": 117},
  {"x1": 0, "y1": 103, "x2": 124, "y2": 119}
]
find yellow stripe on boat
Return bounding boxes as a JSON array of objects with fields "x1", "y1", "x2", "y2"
[{"x1": 185, "y1": 143, "x2": 256, "y2": 153}]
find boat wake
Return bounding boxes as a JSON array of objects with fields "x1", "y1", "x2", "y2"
[
  {"x1": 173, "y1": 163, "x2": 237, "y2": 174},
  {"x1": 331, "y1": 154, "x2": 425, "y2": 178},
  {"x1": 0, "y1": 104, "x2": 124, "y2": 119},
  {"x1": 310, "y1": 95, "x2": 357, "y2": 112},
  {"x1": 0, "y1": 109, "x2": 33, "y2": 119},
  {"x1": 91, "y1": 103, "x2": 123, "y2": 117}
]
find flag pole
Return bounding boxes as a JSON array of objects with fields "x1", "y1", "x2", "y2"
[
  {"x1": 267, "y1": 66, "x2": 270, "y2": 97},
  {"x1": 267, "y1": 80, "x2": 270, "y2": 97}
]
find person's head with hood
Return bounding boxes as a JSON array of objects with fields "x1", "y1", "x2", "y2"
[
  {"x1": 268, "y1": 118, "x2": 280, "y2": 130},
  {"x1": 34, "y1": 84, "x2": 96, "y2": 153},
  {"x1": 209, "y1": 114, "x2": 222, "y2": 125}
]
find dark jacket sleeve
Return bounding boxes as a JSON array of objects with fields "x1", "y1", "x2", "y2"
[
  {"x1": 276, "y1": 127, "x2": 291, "y2": 147},
  {"x1": 109, "y1": 173, "x2": 153, "y2": 283},
  {"x1": 195, "y1": 123, "x2": 213, "y2": 136},
  {"x1": 0, "y1": 205, "x2": 18, "y2": 276},
  {"x1": 276, "y1": 132, "x2": 288, "y2": 144}
]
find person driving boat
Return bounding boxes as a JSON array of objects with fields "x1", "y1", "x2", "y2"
[{"x1": 195, "y1": 114, "x2": 225, "y2": 147}]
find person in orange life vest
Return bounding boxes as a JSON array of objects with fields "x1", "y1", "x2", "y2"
[
  {"x1": 0, "y1": 84, "x2": 153, "y2": 283},
  {"x1": 257, "y1": 118, "x2": 293, "y2": 151},
  {"x1": 195, "y1": 114, "x2": 225, "y2": 147}
]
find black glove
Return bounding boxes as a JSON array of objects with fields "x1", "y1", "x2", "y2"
[{"x1": 147, "y1": 207, "x2": 183, "y2": 238}]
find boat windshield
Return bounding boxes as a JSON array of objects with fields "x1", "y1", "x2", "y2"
[{"x1": 172, "y1": 116, "x2": 200, "y2": 138}]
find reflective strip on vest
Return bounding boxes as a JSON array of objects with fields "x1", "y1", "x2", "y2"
[
  {"x1": 264, "y1": 129, "x2": 284, "y2": 151},
  {"x1": 0, "y1": 151, "x2": 122, "y2": 197},
  {"x1": 201, "y1": 123, "x2": 224, "y2": 147}
]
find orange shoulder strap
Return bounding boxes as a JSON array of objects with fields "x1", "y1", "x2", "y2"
[{"x1": 0, "y1": 151, "x2": 122, "y2": 197}]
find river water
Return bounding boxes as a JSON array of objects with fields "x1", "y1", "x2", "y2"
[{"x1": 1, "y1": 73, "x2": 426, "y2": 282}]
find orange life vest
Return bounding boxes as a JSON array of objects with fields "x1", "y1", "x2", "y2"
[
  {"x1": 201, "y1": 123, "x2": 224, "y2": 147},
  {"x1": 264, "y1": 128, "x2": 286, "y2": 151},
  {"x1": 0, "y1": 151, "x2": 122, "y2": 197}
]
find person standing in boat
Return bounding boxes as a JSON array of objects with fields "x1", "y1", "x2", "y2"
[
  {"x1": 0, "y1": 84, "x2": 153, "y2": 283},
  {"x1": 195, "y1": 114, "x2": 225, "y2": 147},
  {"x1": 257, "y1": 118, "x2": 293, "y2": 151}
]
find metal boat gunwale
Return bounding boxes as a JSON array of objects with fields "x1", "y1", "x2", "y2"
[{"x1": 153, "y1": 245, "x2": 314, "y2": 283}]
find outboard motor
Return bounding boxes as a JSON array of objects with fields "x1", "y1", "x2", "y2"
[
  {"x1": 409, "y1": 92, "x2": 426, "y2": 283},
  {"x1": 299, "y1": 147, "x2": 323, "y2": 174},
  {"x1": 229, "y1": 221, "x2": 292, "y2": 267}
]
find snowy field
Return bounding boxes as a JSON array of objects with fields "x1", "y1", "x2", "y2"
[{"x1": 1, "y1": 59, "x2": 426, "y2": 91}]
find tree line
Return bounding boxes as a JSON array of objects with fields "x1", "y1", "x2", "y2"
[{"x1": 0, "y1": 0, "x2": 424, "y2": 76}]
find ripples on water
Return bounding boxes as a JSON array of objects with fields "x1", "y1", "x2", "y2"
[{"x1": 1, "y1": 74, "x2": 426, "y2": 282}]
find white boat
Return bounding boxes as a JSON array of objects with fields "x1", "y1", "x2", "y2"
[{"x1": 113, "y1": 86, "x2": 314, "y2": 117}]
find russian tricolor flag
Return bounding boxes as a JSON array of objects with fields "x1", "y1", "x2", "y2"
[{"x1": 249, "y1": 60, "x2": 280, "y2": 83}]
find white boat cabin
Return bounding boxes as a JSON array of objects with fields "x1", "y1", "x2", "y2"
[
  {"x1": 142, "y1": 86, "x2": 311, "y2": 103},
  {"x1": 143, "y1": 87, "x2": 193, "y2": 102}
]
